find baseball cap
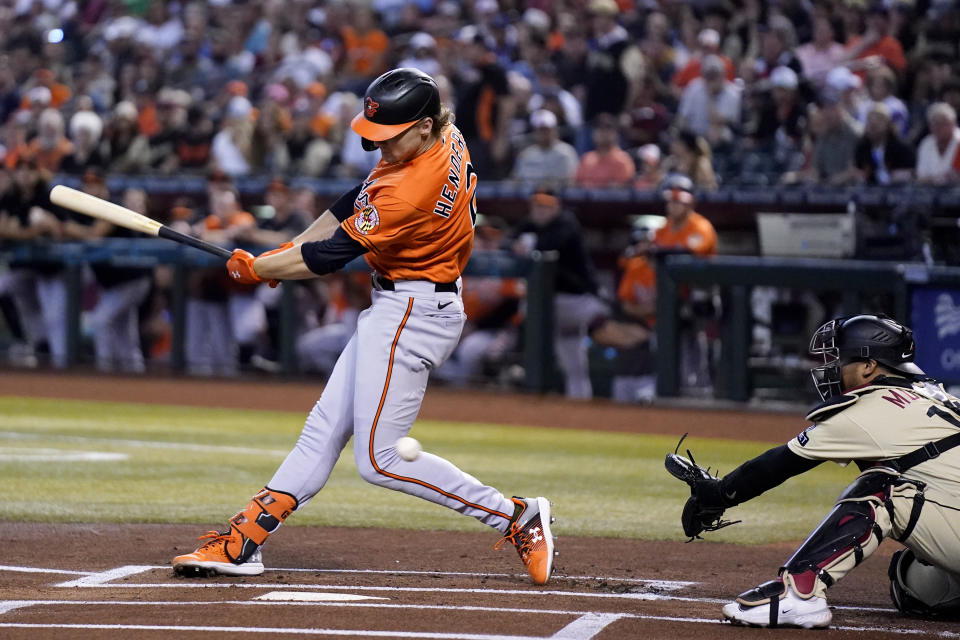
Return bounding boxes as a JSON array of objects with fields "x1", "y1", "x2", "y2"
[
  {"x1": 698, "y1": 28, "x2": 721, "y2": 48},
  {"x1": 530, "y1": 109, "x2": 558, "y2": 129},
  {"x1": 409, "y1": 32, "x2": 437, "y2": 51},
  {"x1": 770, "y1": 66, "x2": 799, "y2": 90},
  {"x1": 589, "y1": 0, "x2": 619, "y2": 15},
  {"x1": 638, "y1": 144, "x2": 661, "y2": 166},
  {"x1": 826, "y1": 66, "x2": 862, "y2": 92}
]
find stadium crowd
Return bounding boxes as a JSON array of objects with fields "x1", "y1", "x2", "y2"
[
  {"x1": 0, "y1": 0, "x2": 958, "y2": 187},
  {"x1": 1, "y1": 0, "x2": 959, "y2": 395}
]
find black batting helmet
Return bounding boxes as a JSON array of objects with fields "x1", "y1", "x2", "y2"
[
  {"x1": 351, "y1": 68, "x2": 441, "y2": 151},
  {"x1": 809, "y1": 314, "x2": 924, "y2": 400}
]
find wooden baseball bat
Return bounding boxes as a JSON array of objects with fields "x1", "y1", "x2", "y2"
[{"x1": 49, "y1": 185, "x2": 233, "y2": 259}]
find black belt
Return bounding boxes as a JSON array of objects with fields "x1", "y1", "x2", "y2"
[{"x1": 371, "y1": 273, "x2": 459, "y2": 293}]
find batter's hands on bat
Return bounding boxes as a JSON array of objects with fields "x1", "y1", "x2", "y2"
[
  {"x1": 664, "y1": 433, "x2": 741, "y2": 541},
  {"x1": 227, "y1": 249, "x2": 267, "y2": 285},
  {"x1": 257, "y1": 242, "x2": 294, "y2": 288}
]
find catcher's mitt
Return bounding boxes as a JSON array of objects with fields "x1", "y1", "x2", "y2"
[{"x1": 664, "y1": 433, "x2": 741, "y2": 541}]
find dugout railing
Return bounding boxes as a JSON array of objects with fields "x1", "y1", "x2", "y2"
[
  {"x1": 655, "y1": 254, "x2": 960, "y2": 401},
  {"x1": 0, "y1": 239, "x2": 559, "y2": 391}
]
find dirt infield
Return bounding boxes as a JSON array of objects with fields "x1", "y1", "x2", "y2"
[{"x1": 0, "y1": 371, "x2": 948, "y2": 638}]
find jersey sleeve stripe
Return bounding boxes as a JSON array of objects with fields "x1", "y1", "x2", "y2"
[{"x1": 366, "y1": 297, "x2": 513, "y2": 523}]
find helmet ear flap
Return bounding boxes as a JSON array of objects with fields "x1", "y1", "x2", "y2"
[{"x1": 361, "y1": 138, "x2": 376, "y2": 152}]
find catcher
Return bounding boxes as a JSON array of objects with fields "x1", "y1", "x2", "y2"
[{"x1": 666, "y1": 314, "x2": 960, "y2": 628}]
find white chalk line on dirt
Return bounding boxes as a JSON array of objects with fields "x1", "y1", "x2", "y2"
[
  {"x1": 48, "y1": 564, "x2": 693, "y2": 591},
  {"x1": 0, "y1": 624, "x2": 547, "y2": 640},
  {"x1": 0, "y1": 564, "x2": 92, "y2": 576}
]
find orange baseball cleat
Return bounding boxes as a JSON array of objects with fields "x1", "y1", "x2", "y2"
[
  {"x1": 172, "y1": 529, "x2": 265, "y2": 577},
  {"x1": 495, "y1": 496, "x2": 556, "y2": 585}
]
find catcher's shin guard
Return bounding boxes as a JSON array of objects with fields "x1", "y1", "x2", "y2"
[
  {"x1": 226, "y1": 487, "x2": 298, "y2": 563},
  {"x1": 781, "y1": 467, "x2": 898, "y2": 598}
]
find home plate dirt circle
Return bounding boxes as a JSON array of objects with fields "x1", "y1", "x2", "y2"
[{"x1": 0, "y1": 522, "x2": 953, "y2": 639}]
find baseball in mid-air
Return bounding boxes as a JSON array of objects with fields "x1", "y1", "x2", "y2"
[{"x1": 395, "y1": 436, "x2": 422, "y2": 461}]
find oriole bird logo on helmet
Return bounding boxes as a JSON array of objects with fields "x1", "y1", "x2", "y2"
[{"x1": 365, "y1": 97, "x2": 380, "y2": 118}]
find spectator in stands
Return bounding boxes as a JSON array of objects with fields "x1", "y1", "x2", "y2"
[
  {"x1": 211, "y1": 96, "x2": 254, "y2": 177},
  {"x1": 843, "y1": 4, "x2": 907, "y2": 78},
  {"x1": 580, "y1": 0, "x2": 643, "y2": 151},
  {"x1": 802, "y1": 92, "x2": 862, "y2": 185},
  {"x1": 640, "y1": 11, "x2": 680, "y2": 86},
  {"x1": 528, "y1": 64, "x2": 584, "y2": 140},
  {"x1": 398, "y1": 32, "x2": 442, "y2": 79},
  {"x1": 634, "y1": 144, "x2": 665, "y2": 190},
  {"x1": 147, "y1": 88, "x2": 191, "y2": 173},
  {"x1": 24, "y1": 108, "x2": 72, "y2": 174},
  {"x1": 662, "y1": 130, "x2": 718, "y2": 191},
  {"x1": 854, "y1": 102, "x2": 915, "y2": 185},
  {"x1": 825, "y1": 66, "x2": 867, "y2": 121},
  {"x1": 60, "y1": 110, "x2": 106, "y2": 174},
  {"x1": 751, "y1": 15, "x2": 804, "y2": 82},
  {"x1": 745, "y1": 65, "x2": 807, "y2": 172},
  {"x1": 175, "y1": 104, "x2": 213, "y2": 171},
  {"x1": 103, "y1": 101, "x2": 150, "y2": 174},
  {"x1": 795, "y1": 15, "x2": 846, "y2": 89},
  {"x1": 512, "y1": 109, "x2": 578, "y2": 184},
  {"x1": 622, "y1": 74, "x2": 671, "y2": 150},
  {"x1": 673, "y1": 29, "x2": 736, "y2": 91},
  {"x1": 452, "y1": 26, "x2": 513, "y2": 179},
  {"x1": 676, "y1": 54, "x2": 741, "y2": 148},
  {"x1": 859, "y1": 65, "x2": 909, "y2": 137},
  {"x1": 575, "y1": 114, "x2": 636, "y2": 188},
  {"x1": 340, "y1": 6, "x2": 390, "y2": 90},
  {"x1": 916, "y1": 102, "x2": 960, "y2": 184}
]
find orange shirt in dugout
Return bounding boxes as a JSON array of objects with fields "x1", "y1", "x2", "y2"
[
  {"x1": 654, "y1": 210, "x2": 717, "y2": 256},
  {"x1": 341, "y1": 123, "x2": 477, "y2": 283}
]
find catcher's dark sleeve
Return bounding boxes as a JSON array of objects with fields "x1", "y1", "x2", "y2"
[
  {"x1": 301, "y1": 227, "x2": 367, "y2": 275},
  {"x1": 720, "y1": 444, "x2": 823, "y2": 507},
  {"x1": 329, "y1": 183, "x2": 363, "y2": 222}
]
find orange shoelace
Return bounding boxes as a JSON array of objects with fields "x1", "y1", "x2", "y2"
[{"x1": 195, "y1": 530, "x2": 230, "y2": 549}]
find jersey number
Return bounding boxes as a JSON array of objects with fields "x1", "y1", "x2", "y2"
[
  {"x1": 465, "y1": 162, "x2": 478, "y2": 228},
  {"x1": 927, "y1": 405, "x2": 960, "y2": 429}
]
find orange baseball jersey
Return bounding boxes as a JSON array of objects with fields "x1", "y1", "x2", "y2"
[
  {"x1": 342, "y1": 123, "x2": 478, "y2": 283},
  {"x1": 654, "y1": 210, "x2": 717, "y2": 256}
]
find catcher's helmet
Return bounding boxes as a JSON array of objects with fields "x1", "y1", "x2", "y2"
[
  {"x1": 351, "y1": 68, "x2": 441, "y2": 151},
  {"x1": 809, "y1": 314, "x2": 924, "y2": 400}
]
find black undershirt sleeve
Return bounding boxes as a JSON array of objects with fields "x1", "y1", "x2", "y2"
[
  {"x1": 300, "y1": 227, "x2": 368, "y2": 275},
  {"x1": 720, "y1": 444, "x2": 823, "y2": 507},
  {"x1": 329, "y1": 183, "x2": 363, "y2": 222}
]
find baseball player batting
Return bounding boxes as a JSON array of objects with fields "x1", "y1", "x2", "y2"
[
  {"x1": 666, "y1": 314, "x2": 960, "y2": 628},
  {"x1": 173, "y1": 68, "x2": 555, "y2": 585}
]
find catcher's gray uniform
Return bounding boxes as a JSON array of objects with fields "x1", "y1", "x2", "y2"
[{"x1": 788, "y1": 378, "x2": 960, "y2": 579}]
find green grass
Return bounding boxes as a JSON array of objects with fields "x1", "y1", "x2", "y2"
[{"x1": 0, "y1": 396, "x2": 855, "y2": 544}]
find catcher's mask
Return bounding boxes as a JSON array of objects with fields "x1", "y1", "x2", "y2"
[{"x1": 809, "y1": 314, "x2": 924, "y2": 400}]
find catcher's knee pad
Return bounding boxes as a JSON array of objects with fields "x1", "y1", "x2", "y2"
[
  {"x1": 227, "y1": 487, "x2": 297, "y2": 563},
  {"x1": 889, "y1": 549, "x2": 960, "y2": 617},
  {"x1": 782, "y1": 467, "x2": 897, "y2": 598}
]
